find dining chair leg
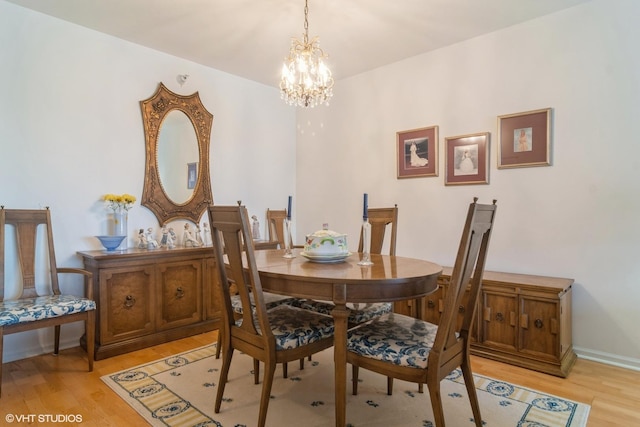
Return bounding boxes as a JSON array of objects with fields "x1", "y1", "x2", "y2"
[
  {"x1": 215, "y1": 347, "x2": 234, "y2": 413},
  {"x1": 418, "y1": 383, "x2": 424, "y2": 393},
  {"x1": 387, "y1": 376, "x2": 393, "y2": 395},
  {"x1": 86, "y1": 311, "x2": 95, "y2": 372},
  {"x1": 258, "y1": 361, "x2": 277, "y2": 427},
  {"x1": 254, "y1": 359, "x2": 260, "y2": 384},
  {"x1": 282, "y1": 362, "x2": 288, "y2": 378},
  {"x1": 54, "y1": 325, "x2": 61, "y2": 355},
  {"x1": 351, "y1": 365, "x2": 359, "y2": 395},
  {"x1": 427, "y1": 380, "x2": 445, "y2": 427},
  {"x1": 461, "y1": 360, "x2": 483, "y2": 426},
  {"x1": 215, "y1": 332, "x2": 222, "y2": 359},
  {"x1": 0, "y1": 327, "x2": 4, "y2": 397}
]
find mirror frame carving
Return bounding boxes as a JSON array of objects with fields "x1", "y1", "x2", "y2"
[{"x1": 140, "y1": 83, "x2": 214, "y2": 224}]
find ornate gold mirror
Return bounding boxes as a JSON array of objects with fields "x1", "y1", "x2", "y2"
[{"x1": 140, "y1": 83, "x2": 213, "y2": 224}]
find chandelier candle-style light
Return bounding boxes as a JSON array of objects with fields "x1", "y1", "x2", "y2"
[{"x1": 280, "y1": 0, "x2": 334, "y2": 107}]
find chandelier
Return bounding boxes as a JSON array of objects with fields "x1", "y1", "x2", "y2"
[{"x1": 280, "y1": 0, "x2": 334, "y2": 107}]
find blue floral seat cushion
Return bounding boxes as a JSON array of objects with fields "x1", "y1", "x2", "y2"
[
  {"x1": 230, "y1": 292, "x2": 296, "y2": 314},
  {"x1": 288, "y1": 299, "x2": 392, "y2": 325},
  {"x1": 0, "y1": 294, "x2": 96, "y2": 327},
  {"x1": 237, "y1": 304, "x2": 334, "y2": 350},
  {"x1": 346, "y1": 312, "x2": 438, "y2": 369}
]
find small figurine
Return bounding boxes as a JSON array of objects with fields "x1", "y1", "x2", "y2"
[
  {"x1": 182, "y1": 223, "x2": 201, "y2": 247},
  {"x1": 195, "y1": 224, "x2": 204, "y2": 246},
  {"x1": 203, "y1": 222, "x2": 211, "y2": 246},
  {"x1": 137, "y1": 228, "x2": 148, "y2": 249},
  {"x1": 251, "y1": 215, "x2": 261, "y2": 240},
  {"x1": 168, "y1": 227, "x2": 177, "y2": 248},
  {"x1": 146, "y1": 227, "x2": 158, "y2": 249},
  {"x1": 160, "y1": 225, "x2": 169, "y2": 247}
]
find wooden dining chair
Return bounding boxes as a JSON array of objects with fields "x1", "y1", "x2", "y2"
[
  {"x1": 216, "y1": 208, "x2": 300, "y2": 378},
  {"x1": 0, "y1": 207, "x2": 96, "y2": 397},
  {"x1": 266, "y1": 208, "x2": 287, "y2": 248},
  {"x1": 291, "y1": 205, "x2": 399, "y2": 326},
  {"x1": 208, "y1": 204, "x2": 334, "y2": 427},
  {"x1": 346, "y1": 198, "x2": 497, "y2": 427},
  {"x1": 266, "y1": 208, "x2": 303, "y2": 249}
]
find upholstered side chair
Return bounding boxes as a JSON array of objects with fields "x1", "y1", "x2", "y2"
[
  {"x1": 346, "y1": 198, "x2": 497, "y2": 427},
  {"x1": 208, "y1": 204, "x2": 334, "y2": 427},
  {"x1": 0, "y1": 207, "x2": 96, "y2": 397}
]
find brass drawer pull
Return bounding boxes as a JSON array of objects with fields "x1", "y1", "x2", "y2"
[
  {"x1": 534, "y1": 318, "x2": 544, "y2": 329},
  {"x1": 175, "y1": 286, "x2": 185, "y2": 299},
  {"x1": 495, "y1": 312, "x2": 504, "y2": 322},
  {"x1": 427, "y1": 300, "x2": 435, "y2": 308},
  {"x1": 124, "y1": 295, "x2": 136, "y2": 308}
]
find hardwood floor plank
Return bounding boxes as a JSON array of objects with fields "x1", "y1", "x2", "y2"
[{"x1": 1, "y1": 331, "x2": 639, "y2": 426}]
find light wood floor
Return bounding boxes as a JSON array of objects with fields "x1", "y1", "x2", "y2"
[{"x1": 1, "y1": 331, "x2": 639, "y2": 426}]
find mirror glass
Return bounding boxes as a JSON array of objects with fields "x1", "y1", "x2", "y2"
[
  {"x1": 157, "y1": 110, "x2": 198, "y2": 204},
  {"x1": 140, "y1": 83, "x2": 214, "y2": 225}
]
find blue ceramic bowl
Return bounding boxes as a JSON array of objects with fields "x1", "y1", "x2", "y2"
[{"x1": 96, "y1": 235, "x2": 126, "y2": 251}]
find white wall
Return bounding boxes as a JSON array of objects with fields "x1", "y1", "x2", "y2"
[
  {"x1": 295, "y1": 0, "x2": 640, "y2": 369},
  {"x1": 0, "y1": 1, "x2": 296, "y2": 362}
]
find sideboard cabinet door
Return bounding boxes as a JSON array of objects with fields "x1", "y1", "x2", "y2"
[
  {"x1": 480, "y1": 289, "x2": 517, "y2": 352},
  {"x1": 100, "y1": 266, "x2": 156, "y2": 344},
  {"x1": 158, "y1": 260, "x2": 203, "y2": 330},
  {"x1": 519, "y1": 295, "x2": 561, "y2": 361}
]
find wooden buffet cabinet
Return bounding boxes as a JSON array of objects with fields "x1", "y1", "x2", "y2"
[
  {"x1": 78, "y1": 247, "x2": 221, "y2": 360},
  {"x1": 395, "y1": 267, "x2": 577, "y2": 377}
]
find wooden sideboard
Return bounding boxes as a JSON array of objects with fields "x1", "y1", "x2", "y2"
[
  {"x1": 395, "y1": 267, "x2": 577, "y2": 377},
  {"x1": 78, "y1": 247, "x2": 221, "y2": 360}
]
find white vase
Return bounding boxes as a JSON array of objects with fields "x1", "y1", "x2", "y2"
[{"x1": 112, "y1": 210, "x2": 128, "y2": 250}]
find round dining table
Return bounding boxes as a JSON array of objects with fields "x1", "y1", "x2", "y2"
[{"x1": 252, "y1": 248, "x2": 443, "y2": 427}]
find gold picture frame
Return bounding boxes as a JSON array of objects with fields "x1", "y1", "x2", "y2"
[
  {"x1": 445, "y1": 132, "x2": 490, "y2": 186},
  {"x1": 396, "y1": 126, "x2": 439, "y2": 178},
  {"x1": 497, "y1": 108, "x2": 552, "y2": 169}
]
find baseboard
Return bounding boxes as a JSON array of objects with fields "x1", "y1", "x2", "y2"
[
  {"x1": 574, "y1": 346, "x2": 640, "y2": 372},
  {"x1": 3, "y1": 336, "x2": 80, "y2": 363}
]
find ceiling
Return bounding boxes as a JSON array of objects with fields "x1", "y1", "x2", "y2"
[{"x1": 7, "y1": 0, "x2": 590, "y2": 87}]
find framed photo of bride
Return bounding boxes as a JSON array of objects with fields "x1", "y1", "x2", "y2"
[
  {"x1": 445, "y1": 132, "x2": 490, "y2": 186},
  {"x1": 497, "y1": 108, "x2": 551, "y2": 169},
  {"x1": 396, "y1": 125, "x2": 438, "y2": 179}
]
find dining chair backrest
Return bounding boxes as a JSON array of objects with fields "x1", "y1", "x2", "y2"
[
  {"x1": 209, "y1": 205, "x2": 273, "y2": 348},
  {"x1": 358, "y1": 205, "x2": 398, "y2": 256},
  {"x1": 434, "y1": 198, "x2": 497, "y2": 367},
  {"x1": 266, "y1": 208, "x2": 287, "y2": 249},
  {"x1": 1, "y1": 208, "x2": 60, "y2": 300}
]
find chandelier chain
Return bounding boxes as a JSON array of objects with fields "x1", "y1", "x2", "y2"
[{"x1": 303, "y1": 0, "x2": 309, "y2": 44}]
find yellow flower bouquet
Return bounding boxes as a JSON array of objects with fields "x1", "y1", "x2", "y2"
[{"x1": 103, "y1": 193, "x2": 137, "y2": 211}]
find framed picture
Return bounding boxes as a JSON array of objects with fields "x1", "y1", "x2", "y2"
[
  {"x1": 497, "y1": 108, "x2": 551, "y2": 169},
  {"x1": 397, "y1": 126, "x2": 438, "y2": 178},
  {"x1": 187, "y1": 162, "x2": 198, "y2": 189},
  {"x1": 445, "y1": 132, "x2": 490, "y2": 186}
]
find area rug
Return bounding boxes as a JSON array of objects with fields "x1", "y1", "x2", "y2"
[{"x1": 102, "y1": 344, "x2": 590, "y2": 427}]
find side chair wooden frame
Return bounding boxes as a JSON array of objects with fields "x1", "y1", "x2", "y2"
[{"x1": 0, "y1": 207, "x2": 95, "y2": 397}]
